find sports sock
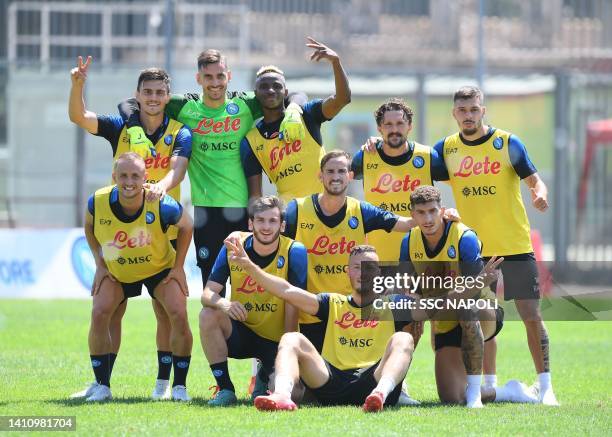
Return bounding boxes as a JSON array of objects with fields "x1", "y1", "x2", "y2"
[
  {"x1": 538, "y1": 372, "x2": 551, "y2": 390},
  {"x1": 483, "y1": 374, "x2": 497, "y2": 388},
  {"x1": 273, "y1": 375, "x2": 294, "y2": 397},
  {"x1": 210, "y1": 361, "x2": 235, "y2": 392},
  {"x1": 90, "y1": 354, "x2": 111, "y2": 387},
  {"x1": 172, "y1": 355, "x2": 191, "y2": 387},
  {"x1": 109, "y1": 353, "x2": 117, "y2": 376},
  {"x1": 157, "y1": 351, "x2": 172, "y2": 381},
  {"x1": 466, "y1": 375, "x2": 482, "y2": 405},
  {"x1": 373, "y1": 376, "x2": 396, "y2": 401}
]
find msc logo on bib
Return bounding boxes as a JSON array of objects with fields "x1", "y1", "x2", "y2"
[
  {"x1": 226, "y1": 102, "x2": 239, "y2": 115},
  {"x1": 146, "y1": 212, "x2": 156, "y2": 224}
]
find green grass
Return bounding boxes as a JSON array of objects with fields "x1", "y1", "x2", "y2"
[{"x1": 0, "y1": 299, "x2": 610, "y2": 436}]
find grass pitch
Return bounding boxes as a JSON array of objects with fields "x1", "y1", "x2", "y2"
[{"x1": 0, "y1": 299, "x2": 610, "y2": 436}]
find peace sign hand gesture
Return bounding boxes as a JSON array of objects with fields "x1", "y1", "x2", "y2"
[
  {"x1": 70, "y1": 56, "x2": 92, "y2": 86},
  {"x1": 306, "y1": 37, "x2": 340, "y2": 64},
  {"x1": 478, "y1": 256, "x2": 504, "y2": 287}
]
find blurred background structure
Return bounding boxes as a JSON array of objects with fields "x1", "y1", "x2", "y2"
[{"x1": 0, "y1": 0, "x2": 611, "y2": 279}]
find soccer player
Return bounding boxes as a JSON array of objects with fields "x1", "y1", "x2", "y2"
[
  {"x1": 400, "y1": 186, "x2": 538, "y2": 407},
  {"x1": 199, "y1": 196, "x2": 307, "y2": 406},
  {"x1": 241, "y1": 38, "x2": 351, "y2": 202},
  {"x1": 81, "y1": 152, "x2": 193, "y2": 402},
  {"x1": 283, "y1": 150, "x2": 459, "y2": 353},
  {"x1": 226, "y1": 242, "x2": 415, "y2": 412},
  {"x1": 433, "y1": 86, "x2": 557, "y2": 405},
  {"x1": 118, "y1": 49, "x2": 307, "y2": 291},
  {"x1": 68, "y1": 57, "x2": 192, "y2": 400},
  {"x1": 352, "y1": 98, "x2": 447, "y2": 262}
]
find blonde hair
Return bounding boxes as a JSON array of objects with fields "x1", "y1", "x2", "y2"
[{"x1": 256, "y1": 65, "x2": 284, "y2": 77}]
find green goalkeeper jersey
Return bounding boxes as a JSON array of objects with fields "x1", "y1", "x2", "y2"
[{"x1": 165, "y1": 92, "x2": 262, "y2": 207}]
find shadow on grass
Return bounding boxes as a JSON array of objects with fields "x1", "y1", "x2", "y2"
[
  {"x1": 189, "y1": 397, "x2": 254, "y2": 408},
  {"x1": 45, "y1": 396, "x2": 151, "y2": 406}
]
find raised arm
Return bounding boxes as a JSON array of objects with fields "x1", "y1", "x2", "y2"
[
  {"x1": 306, "y1": 37, "x2": 351, "y2": 119},
  {"x1": 68, "y1": 56, "x2": 98, "y2": 134},
  {"x1": 224, "y1": 237, "x2": 320, "y2": 316}
]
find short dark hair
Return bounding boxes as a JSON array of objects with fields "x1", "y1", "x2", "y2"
[
  {"x1": 197, "y1": 49, "x2": 227, "y2": 70},
  {"x1": 453, "y1": 86, "x2": 484, "y2": 103},
  {"x1": 248, "y1": 195, "x2": 285, "y2": 221},
  {"x1": 349, "y1": 245, "x2": 377, "y2": 258},
  {"x1": 374, "y1": 98, "x2": 414, "y2": 126},
  {"x1": 410, "y1": 185, "x2": 442, "y2": 207},
  {"x1": 320, "y1": 150, "x2": 352, "y2": 171},
  {"x1": 137, "y1": 68, "x2": 170, "y2": 92}
]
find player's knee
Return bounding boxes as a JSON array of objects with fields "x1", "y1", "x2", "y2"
[
  {"x1": 199, "y1": 307, "x2": 221, "y2": 331},
  {"x1": 516, "y1": 300, "x2": 542, "y2": 322},
  {"x1": 440, "y1": 391, "x2": 465, "y2": 405},
  {"x1": 91, "y1": 304, "x2": 114, "y2": 325},
  {"x1": 391, "y1": 331, "x2": 414, "y2": 355},
  {"x1": 278, "y1": 332, "x2": 306, "y2": 352}
]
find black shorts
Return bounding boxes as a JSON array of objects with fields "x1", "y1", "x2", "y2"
[
  {"x1": 434, "y1": 306, "x2": 504, "y2": 351},
  {"x1": 305, "y1": 360, "x2": 402, "y2": 407},
  {"x1": 193, "y1": 206, "x2": 248, "y2": 286},
  {"x1": 485, "y1": 252, "x2": 541, "y2": 301},
  {"x1": 299, "y1": 321, "x2": 326, "y2": 353},
  {"x1": 120, "y1": 268, "x2": 171, "y2": 301},
  {"x1": 226, "y1": 319, "x2": 279, "y2": 372}
]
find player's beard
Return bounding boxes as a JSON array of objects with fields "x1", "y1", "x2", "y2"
[
  {"x1": 461, "y1": 119, "x2": 482, "y2": 137},
  {"x1": 252, "y1": 228, "x2": 281, "y2": 246},
  {"x1": 323, "y1": 180, "x2": 348, "y2": 196},
  {"x1": 385, "y1": 133, "x2": 406, "y2": 149}
]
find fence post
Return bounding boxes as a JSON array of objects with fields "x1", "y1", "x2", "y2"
[{"x1": 553, "y1": 71, "x2": 569, "y2": 273}]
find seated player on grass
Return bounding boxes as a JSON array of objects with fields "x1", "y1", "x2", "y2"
[{"x1": 199, "y1": 196, "x2": 306, "y2": 406}]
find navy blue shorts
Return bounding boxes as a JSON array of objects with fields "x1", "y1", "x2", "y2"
[
  {"x1": 305, "y1": 360, "x2": 402, "y2": 407},
  {"x1": 120, "y1": 268, "x2": 171, "y2": 301},
  {"x1": 226, "y1": 319, "x2": 279, "y2": 372},
  {"x1": 485, "y1": 252, "x2": 540, "y2": 301}
]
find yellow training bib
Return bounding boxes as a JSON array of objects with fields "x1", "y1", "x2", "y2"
[
  {"x1": 321, "y1": 294, "x2": 396, "y2": 371},
  {"x1": 295, "y1": 195, "x2": 366, "y2": 324},
  {"x1": 245, "y1": 121, "x2": 324, "y2": 202},
  {"x1": 227, "y1": 232, "x2": 292, "y2": 342},
  {"x1": 93, "y1": 185, "x2": 175, "y2": 283},
  {"x1": 442, "y1": 129, "x2": 532, "y2": 256},
  {"x1": 115, "y1": 118, "x2": 185, "y2": 240},
  {"x1": 363, "y1": 143, "x2": 432, "y2": 261}
]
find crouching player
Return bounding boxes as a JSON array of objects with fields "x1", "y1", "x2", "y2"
[
  {"x1": 199, "y1": 196, "x2": 307, "y2": 406},
  {"x1": 400, "y1": 185, "x2": 538, "y2": 407},
  {"x1": 224, "y1": 240, "x2": 416, "y2": 412},
  {"x1": 81, "y1": 152, "x2": 193, "y2": 402}
]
